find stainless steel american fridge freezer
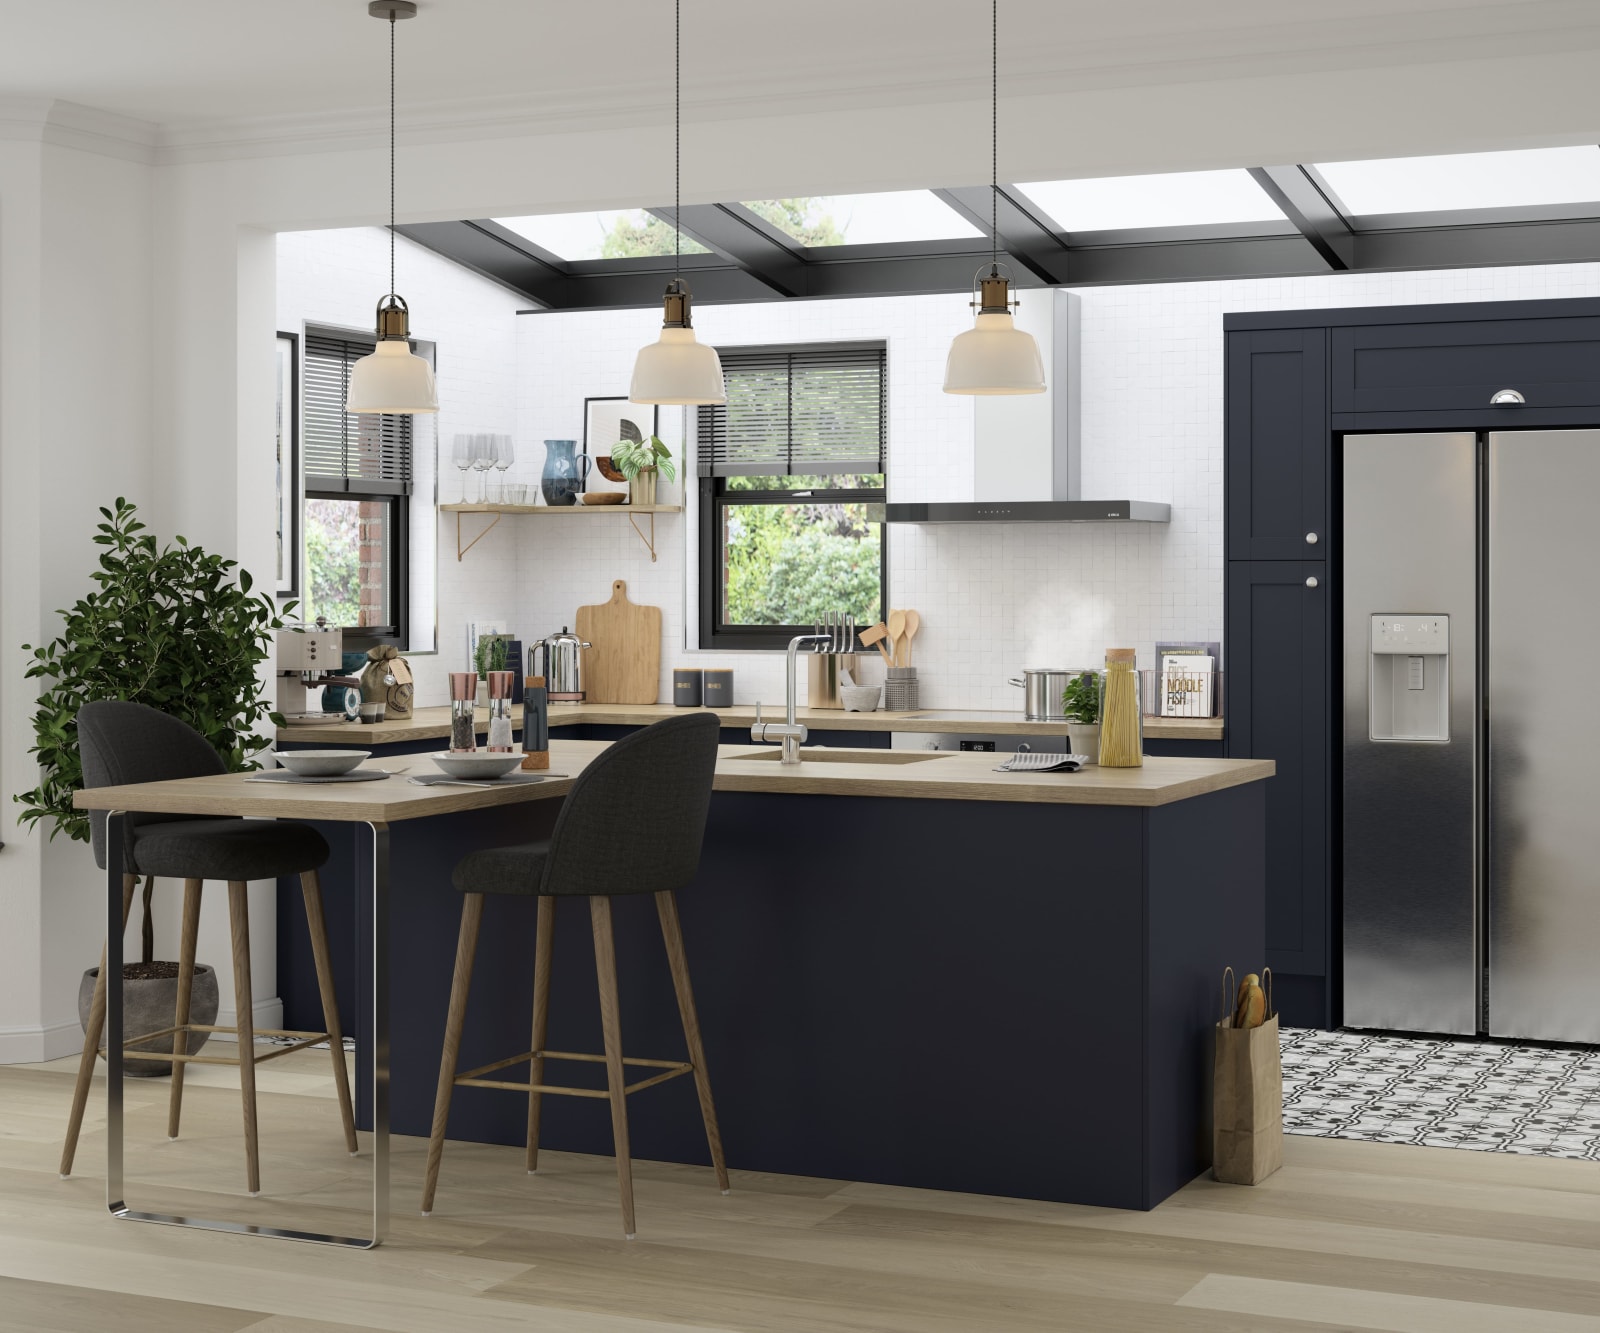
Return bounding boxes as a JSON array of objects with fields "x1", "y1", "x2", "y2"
[{"x1": 1343, "y1": 429, "x2": 1600, "y2": 1044}]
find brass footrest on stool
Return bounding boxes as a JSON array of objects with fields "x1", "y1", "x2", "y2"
[
  {"x1": 454, "y1": 1048, "x2": 694, "y2": 1098},
  {"x1": 109, "y1": 1025, "x2": 339, "y2": 1067}
]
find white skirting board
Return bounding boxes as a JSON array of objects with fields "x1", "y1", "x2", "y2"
[{"x1": 0, "y1": 997, "x2": 284, "y2": 1064}]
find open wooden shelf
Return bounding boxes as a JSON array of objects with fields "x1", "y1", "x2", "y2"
[{"x1": 440, "y1": 503, "x2": 683, "y2": 560}]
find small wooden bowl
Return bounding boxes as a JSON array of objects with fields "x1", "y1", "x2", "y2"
[
  {"x1": 581, "y1": 491, "x2": 626, "y2": 505},
  {"x1": 595, "y1": 455, "x2": 628, "y2": 483}
]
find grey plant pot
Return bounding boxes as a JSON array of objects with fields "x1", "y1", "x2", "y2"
[
  {"x1": 78, "y1": 965, "x2": 219, "y2": 1079},
  {"x1": 1067, "y1": 722, "x2": 1101, "y2": 764}
]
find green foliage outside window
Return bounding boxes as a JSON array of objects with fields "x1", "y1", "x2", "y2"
[
  {"x1": 723, "y1": 501, "x2": 881, "y2": 627},
  {"x1": 601, "y1": 199, "x2": 842, "y2": 258},
  {"x1": 303, "y1": 498, "x2": 362, "y2": 628}
]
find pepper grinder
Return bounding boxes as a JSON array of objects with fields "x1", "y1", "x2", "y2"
[
  {"x1": 520, "y1": 674, "x2": 550, "y2": 770},
  {"x1": 449, "y1": 672, "x2": 478, "y2": 753}
]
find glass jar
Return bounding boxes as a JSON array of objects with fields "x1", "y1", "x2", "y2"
[
  {"x1": 1097, "y1": 649, "x2": 1143, "y2": 767},
  {"x1": 449, "y1": 672, "x2": 478, "y2": 753},
  {"x1": 486, "y1": 670, "x2": 515, "y2": 752}
]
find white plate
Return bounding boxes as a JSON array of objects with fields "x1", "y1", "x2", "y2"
[
  {"x1": 430, "y1": 751, "x2": 525, "y2": 779},
  {"x1": 277, "y1": 749, "x2": 372, "y2": 777}
]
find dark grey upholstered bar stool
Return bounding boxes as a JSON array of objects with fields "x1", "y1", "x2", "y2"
[
  {"x1": 422, "y1": 712, "x2": 726, "y2": 1238},
  {"x1": 60, "y1": 701, "x2": 357, "y2": 1195}
]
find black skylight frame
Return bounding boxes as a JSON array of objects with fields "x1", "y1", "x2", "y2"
[{"x1": 396, "y1": 156, "x2": 1600, "y2": 312}]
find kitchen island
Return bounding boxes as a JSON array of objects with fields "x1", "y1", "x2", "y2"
[
  {"x1": 260, "y1": 738, "x2": 1268, "y2": 1216},
  {"x1": 82, "y1": 739, "x2": 1268, "y2": 1240}
]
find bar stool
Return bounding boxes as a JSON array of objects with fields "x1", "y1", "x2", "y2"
[
  {"x1": 421, "y1": 712, "x2": 726, "y2": 1238},
  {"x1": 60, "y1": 701, "x2": 358, "y2": 1195}
]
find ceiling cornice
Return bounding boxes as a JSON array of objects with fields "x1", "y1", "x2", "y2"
[{"x1": 0, "y1": 97, "x2": 158, "y2": 163}]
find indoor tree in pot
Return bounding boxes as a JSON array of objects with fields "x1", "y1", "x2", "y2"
[
  {"x1": 611, "y1": 434, "x2": 676, "y2": 506},
  {"x1": 14, "y1": 498, "x2": 288, "y2": 1076},
  {"x1": 1062, "y1": 669, "x2": 1102, "y2": 764}
]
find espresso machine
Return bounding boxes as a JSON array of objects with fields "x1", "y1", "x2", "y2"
[{"x1": 276, "y1": 621, "x2": 359, "y2": 724}]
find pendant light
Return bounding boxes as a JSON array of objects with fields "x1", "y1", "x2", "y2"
[
  {"x1": 943, "y1": 0, "x2": 1045, "y2": 396},
  {"x1": 629, "y1": 0, "x2": 726, "y2": 406},
  {"x1": 347, "y1": 0, "x2": 438, "y2": 415}
]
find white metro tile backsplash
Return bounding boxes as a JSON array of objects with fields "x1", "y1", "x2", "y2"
[{"x1": 281, "y1": 228, "x2": 1600, "y2": 710}]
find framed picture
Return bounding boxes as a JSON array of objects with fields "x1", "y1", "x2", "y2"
[
  {"x1": 275, "y1": 331, "x2": 300, "y2": 597},
  {"x1": 583, "y1": 396, "x2": 659, "y2": 494}
]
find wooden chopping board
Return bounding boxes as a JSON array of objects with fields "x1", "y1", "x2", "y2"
[{"x1": 575, "y1": 579, "x2": 662, "y2": 704}]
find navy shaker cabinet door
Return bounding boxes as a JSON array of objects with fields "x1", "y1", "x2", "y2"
[
  {"x1": 1226, "y1": 328, "x2": 1329, "y2": 561},
  {"x1": 1225, "y1": 561, "x2": 1329, "y2": 990},
  {"x1": 1331, "y1": 316, "x2": 1600, "y2": 415}
]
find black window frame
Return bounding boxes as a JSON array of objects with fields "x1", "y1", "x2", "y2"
[
  {"x1": 697, "y1": 341, "x2": 888, "y2": 651},
  {"x1": 300, "y1": 326, "x2": 417, "y2": 651}
]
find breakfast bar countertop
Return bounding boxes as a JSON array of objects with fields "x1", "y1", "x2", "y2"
[{"x1": 276, "y1": 701, "x2": 1225, "y2": 747}]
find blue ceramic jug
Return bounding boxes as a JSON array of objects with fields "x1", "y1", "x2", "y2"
[{"x1": 540, "y1": 439, "x2": 589, "y2": 506}]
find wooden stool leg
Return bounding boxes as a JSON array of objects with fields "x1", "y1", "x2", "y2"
[
  {"x1": 228, "y1": 881, "x2": 260, "y2": 1196},
  {"x1": 422, "y1": 893, "x2": 483, "y2": 1216},
  {"x1": 656, "y1": 890, "x2": 730, "y2": 1194},
  {"x1": 525, "y1": 895, "x2": 555, "y2": 1174},
  {"x1": 60, "y1": 874, "x2": 137, "y2": 1178},
  {"x1": 166, "y1": 878, "x2": 203, "y2": 1140},
  {"x1": 590, "y1": 896, "x2": 636, "y2": 1239},
  {"x1": 301, "y1": 870, "x2": 358, "y2": 1155}
]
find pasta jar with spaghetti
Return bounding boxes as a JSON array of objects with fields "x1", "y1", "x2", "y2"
[{"x1": 1097, "y1": 648, "x2": 1143, "y2": 767}]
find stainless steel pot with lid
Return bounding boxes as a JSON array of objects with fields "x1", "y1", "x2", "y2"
[
  {"x1": 1008, "y1": 667, "x2": 1078, "y2": 722},
  {"x1": 530, "y1": 627, "x2": 590, "y2": 702}
]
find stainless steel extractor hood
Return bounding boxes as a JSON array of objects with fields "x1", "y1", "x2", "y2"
[{"x1": 886, "y1": 290, "x2": 1170, "y2": 525}]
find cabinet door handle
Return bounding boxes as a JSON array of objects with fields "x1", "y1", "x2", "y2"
[
  {"x1": 1305, "y1": 576, "x2": 1319, "y2": 588},
  {"x1": 1490, "y1": 388, "x2": 1526, "y2": 405},
  {"x1": 1305, "y1": 532, "x2": 1319, "y2": 545}
]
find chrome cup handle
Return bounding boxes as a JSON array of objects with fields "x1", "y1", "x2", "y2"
[{"x1": 1008, "y1": 677, "x2": 1026, "y2": 688}]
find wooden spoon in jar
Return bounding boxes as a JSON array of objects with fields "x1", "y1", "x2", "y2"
[
  {"x1": 886, "y1": 609, "x2": 906, "y2": 667},
  {"x1": 902, "y1": 609, "x2": 921, "y2": 667}
]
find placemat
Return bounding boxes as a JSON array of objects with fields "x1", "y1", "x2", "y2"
[
  {"x1": 407, "y1": 772, "x2": 568, "y2": 787},
  {"x1": 247, "y1": 769, "x2": 395, "y2": 784}
]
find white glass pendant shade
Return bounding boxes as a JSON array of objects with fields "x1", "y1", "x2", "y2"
[
  {"x1": 943, "y1": 311, "x2": 1046, "y2": 395},
  {"x1": 630, "y1": 326, "x2": 726, "y2": 405},
  {"x1": 346, "y1": 338, "x2": 438, "y2": 414}
]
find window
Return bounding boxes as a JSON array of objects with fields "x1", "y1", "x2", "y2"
[
  {"x1": 698, "y1": 343, "x2": 886, "y2": 650},
  {"x1": 1313, "y1": 146, "x2": 1600, "y2": 218},
  {"x1": 1015, "y1": 169, "x2": 1284, "y2": 233},
  {"x1": 492, "y1": 210, "x2": 708, "y2": 260},
  {"x1": 301, "y1": 330, "x2": 413, "y2": 646},
  {"x1": 739, "y1": 192, "x2": 981, "y2": 247}
]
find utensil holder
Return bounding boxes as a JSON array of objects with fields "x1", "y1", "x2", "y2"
[{"x1": 883, "y1": 666, "x2": 918, "y2": 712}]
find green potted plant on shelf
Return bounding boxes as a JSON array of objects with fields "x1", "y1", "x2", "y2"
[
  {"x1": 611, "y1": 435, "x2": 676, "y2": 507},
  {"x1": 1062, "y1": 669, "x2": 1102, "y2": 764},
  {"x1": 14, "y1": 497, "x2": 287, "y2": 1075},
  {"x1": 472, "y1": 633, "x2": 511, "y2": 705}
]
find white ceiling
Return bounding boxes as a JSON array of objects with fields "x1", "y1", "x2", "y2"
[{"x1": 5, "y1": 0, "x2": 1600, "y2": 182}]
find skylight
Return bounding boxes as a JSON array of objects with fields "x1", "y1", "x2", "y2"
[
  {"x1": 741, "y1": 192, "x2": 983, "y2": 247},
  {"x1": 1014, "y1": 170, "x2": 1285, "y2": 233},
  {"x1": 1314, "y1": 146, "x2": 1600, "y2": 217},
  {"x1": 493, "y1": 210, "x2": 708, "y2": 262}
]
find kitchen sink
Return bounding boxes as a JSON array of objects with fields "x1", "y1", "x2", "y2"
[{"x1": 729, "y1": 748, "x2": 951, "y2": 765}]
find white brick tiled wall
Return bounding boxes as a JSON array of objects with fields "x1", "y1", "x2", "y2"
[{"x1": 282, "y1": 227, "x2": 1600, "y2": 711}]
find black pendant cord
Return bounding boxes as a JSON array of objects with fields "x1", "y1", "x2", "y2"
[
  {"x1": 990, "y1": 0, "x2": 998, "y2": 276},
  {"x1": 674, "y1": 0, "x2": 681, "y2": 284},
  {"x1": 389, "y1": 12, "x2": 397, "y2": 300}
]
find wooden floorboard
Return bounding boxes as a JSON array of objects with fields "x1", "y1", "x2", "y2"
[{"x1": 2, "y1": 1053, "x2": 1598, "y2": 1332}]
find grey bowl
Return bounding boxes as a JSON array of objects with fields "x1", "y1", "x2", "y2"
[
  {"x1": 278, "y1": 749, "x2": 371, "y2": 777},
  {"x1": 431, "y1": 751, "x2": 525, "y2": 779},
  {"x1": 840, "y1": 685, "x2": 882, "y2": 712}
]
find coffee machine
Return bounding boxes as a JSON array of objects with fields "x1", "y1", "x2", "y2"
[{"x1": 276, "y1": 621, "x2": 358, "y2": 723}]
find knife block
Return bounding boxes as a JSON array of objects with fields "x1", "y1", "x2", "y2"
[{"x1": 807, "y1": 654, "x2": 859, "y2": 709}]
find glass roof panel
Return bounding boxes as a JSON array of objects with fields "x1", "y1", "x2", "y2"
[
  {"x1": 493, "y1": 210, "x2": 708, "y2": 261},
  {"x1": 1015, "y1": 169, "x2": 1284, "y2": 232},
  {"x1": 1314, "y1": 146, "x2": 1600, "y2": 216},
  {"x1": 740, "y1": 192, "x2": 983, "y2": 247}
]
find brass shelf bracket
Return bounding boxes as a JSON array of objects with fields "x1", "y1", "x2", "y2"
[
  {"x1": 454, "y1": 509, "x2": 502, "y2": 561},
  {"x1": 627, "y1": 510, "x2": 660, "y2": 562}
]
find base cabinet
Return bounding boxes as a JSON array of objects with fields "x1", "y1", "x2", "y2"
[{"x1": 1225, "y1": 561, "x2": 1329, "y2": 1027}]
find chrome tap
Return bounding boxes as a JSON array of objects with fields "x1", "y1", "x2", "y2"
[{"x1": 751, "y1": 633, "x2": 831, "y2": 764}]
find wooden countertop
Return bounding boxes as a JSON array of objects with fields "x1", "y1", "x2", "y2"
[
  {"x1": 77, "y1": 740, "x2": 1272, "y2": 820},
  {"x1": 277, "y1": 702, "x2": 1224, "y2": 746}
]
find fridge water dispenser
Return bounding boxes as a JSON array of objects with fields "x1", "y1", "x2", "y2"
[{"x1": 1369, "y1": 615, "x2": 1450, "y2": 742}]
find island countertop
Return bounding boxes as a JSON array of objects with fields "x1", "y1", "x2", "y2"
[
  {"x1": 276, "y1": 701, "x2": 1224, "y2": 747},
  {"x1": 77, "y1": 740, "x2": 1271, "y2": 820}
]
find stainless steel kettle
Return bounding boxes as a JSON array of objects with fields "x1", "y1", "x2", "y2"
[{"x1": 530, "y1": 628, "x2": 590, "y2": 702}]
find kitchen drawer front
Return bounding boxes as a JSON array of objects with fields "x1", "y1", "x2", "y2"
[
  {"x1": 1226, "y1": 328, "x2": 1330, "y2": 561},
  {"x1": 1332, "y1": 316, "x2": 1600, "y2": 414},
  {"x1": 1225, "y1": 561, "x2": 1329, "y2": 989}
]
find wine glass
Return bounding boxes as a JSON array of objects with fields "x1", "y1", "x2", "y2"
[
  {"x1": 472, "y1": 434, "x2": 498, "y2": 504},
  {"x1": 451, "y1": 434, "x2": 476, "y2": 504},
  {"x1": 492, "y1": 435, "x2": 515, "y2": 504}
]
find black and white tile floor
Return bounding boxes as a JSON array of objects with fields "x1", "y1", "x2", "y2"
[{"x1": 1281, "y1": 1027, "x2": 1600, "y2": 1160}]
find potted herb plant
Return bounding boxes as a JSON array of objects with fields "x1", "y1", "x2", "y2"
[
  {"x1": 473, "y1": 633, "x2": 510, "y2": 704},
  {"x1": 14, "y1": 498, "x2": 287, "y2": 1075},
  {"x1": 1062, "y1": 669, "x2": 1102, "y2": 763},
  {"x1": 611, "y1": 435, "x2": 676, "y2": 507}
]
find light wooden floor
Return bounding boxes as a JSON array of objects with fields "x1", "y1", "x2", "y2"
[{"x1": 4, "y1": 1049, "x2": 1600, "y2": 1332}]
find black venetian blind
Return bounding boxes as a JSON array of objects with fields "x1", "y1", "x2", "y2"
[
  {"x1": 302, "y1": 331, "x2": 413, "y2": 496},
  {"x1": 698, "y1": 343, "x2": 886, "y2": 478}
]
